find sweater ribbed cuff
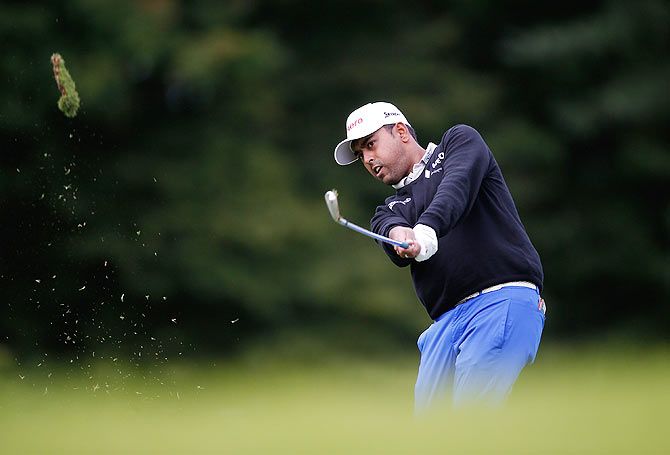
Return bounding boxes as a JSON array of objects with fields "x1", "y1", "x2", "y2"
[{"x1": 413, "y1": 224, "x2": 438, "y2": 262}]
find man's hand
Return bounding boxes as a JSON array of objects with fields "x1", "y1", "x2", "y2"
[{"x1": 389, "y1": 226, "x2": 421, "y2": 259}]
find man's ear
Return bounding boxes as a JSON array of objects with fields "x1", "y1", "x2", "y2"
[{"x1": 395, "y1": 123, "x2": 411, "y2": 143}]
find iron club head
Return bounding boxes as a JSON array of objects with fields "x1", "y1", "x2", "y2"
[{"x1": 324, "y1": 190, "x2": 342, "y2": 223}]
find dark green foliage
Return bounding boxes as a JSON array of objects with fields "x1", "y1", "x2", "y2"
[{"x1": 1, "y1": 0, "x2": 668, "y2": 359}]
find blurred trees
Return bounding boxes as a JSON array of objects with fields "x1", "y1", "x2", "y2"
[
  {"x1": 1, "y1": 0, "x2": 668, "y2": 361},
  {"x1": 497, "y1": 0, "x2": 670, "y2": 334}
]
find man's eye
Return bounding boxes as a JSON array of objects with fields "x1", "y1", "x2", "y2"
[{"x1": 366, "y1": 141, "x2": 374, "y2": 149}]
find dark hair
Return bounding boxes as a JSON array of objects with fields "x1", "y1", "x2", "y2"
[{"x1": 384, "y1": 123, "x2": 417, "y2": 141}]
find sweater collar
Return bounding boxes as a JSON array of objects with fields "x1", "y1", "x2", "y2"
[{"x1": 392, "y1": 142, "x2": 438, "y2": 190}]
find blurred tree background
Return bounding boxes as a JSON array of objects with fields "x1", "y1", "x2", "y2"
[{"x1": 1, "y1": 0, "x2": 668, "y2": 364}]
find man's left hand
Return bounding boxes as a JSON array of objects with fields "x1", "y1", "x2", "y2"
[{"x1": 389, "y1": 226, "x2": 421, "y2": 259}]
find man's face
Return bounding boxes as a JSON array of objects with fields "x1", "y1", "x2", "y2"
[{"x1": 351, "y1": 125, "x2": 413, "y2": 185}]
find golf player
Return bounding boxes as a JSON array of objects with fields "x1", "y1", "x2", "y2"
[{"x1": 333, "y1": 102, "x2": 546, "y2": 410}]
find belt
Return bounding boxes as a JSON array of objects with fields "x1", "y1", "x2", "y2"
[{"x1": 457, "y1": 281, "x2": 538, "y2": 305}]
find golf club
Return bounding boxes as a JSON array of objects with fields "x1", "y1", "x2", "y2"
[{"x1": 324, "y1": 190, "x2": 410, "y2": 249}]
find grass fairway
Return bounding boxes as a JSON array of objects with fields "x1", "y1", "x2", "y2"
[{"x1": 1, "y1": 343, "x2": 668, "y2": 453}]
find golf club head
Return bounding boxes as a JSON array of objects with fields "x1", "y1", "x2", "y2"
[{"x1": 324, "y1": 190, "x2": 341, "y2": 223}]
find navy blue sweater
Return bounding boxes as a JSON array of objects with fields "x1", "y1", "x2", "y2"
[{"x1": 370, "y1": 125, "x2": 543, "y2": 320}]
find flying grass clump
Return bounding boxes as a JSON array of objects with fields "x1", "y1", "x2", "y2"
[{"x1": 51, "y1": 53, "x2": 80, "y2": 118}]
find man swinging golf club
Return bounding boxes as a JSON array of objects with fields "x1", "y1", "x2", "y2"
[{"x1": 332, "y1": 102, "x2": 546, "y2": 410}]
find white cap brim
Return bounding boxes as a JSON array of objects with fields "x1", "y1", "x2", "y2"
[{"x1": 334, "y1": 138, "x2": 358, "y2": 166}]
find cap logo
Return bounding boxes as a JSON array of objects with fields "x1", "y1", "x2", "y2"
[
  {"x1": 384, "y1": 111, "x2": 400, "y2": 118},
  {"x1": 347, "y1": 117, "x2": 363, "y2": 131}
]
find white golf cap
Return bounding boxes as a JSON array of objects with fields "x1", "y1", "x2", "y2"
[{"x1": 333, "y1": 102, "x2": 411, "y2": 165}]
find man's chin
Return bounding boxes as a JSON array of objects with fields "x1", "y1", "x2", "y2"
[{"x1": 383, "y1": 175, "x2": 401, "y2": 185}]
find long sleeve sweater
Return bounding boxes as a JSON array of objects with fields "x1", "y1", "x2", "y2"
[{"x1": 371, "y1": 124, "x2": 543, "y2": 319}]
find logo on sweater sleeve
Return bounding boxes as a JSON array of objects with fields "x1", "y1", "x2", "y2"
[
  {"x1": 388, "y1": 197, "x2": 412, "y2": 211},
  {"x1": 432, "y1": 152, "x2": 445, "y2": 169},
  {"x1": 425, "y1": 152, "x2": 445, "y2": 178}
]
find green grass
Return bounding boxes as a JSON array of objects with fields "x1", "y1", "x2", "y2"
[{"x1": 1, "y1": 343, "x2": 669, "y2": 454}]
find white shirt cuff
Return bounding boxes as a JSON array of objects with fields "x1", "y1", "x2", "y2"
[{"x1": 413, "y1": 224, "x2": 438, "y2": 262}]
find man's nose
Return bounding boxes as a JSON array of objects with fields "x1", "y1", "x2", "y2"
[{"x1": 362, "y1": 149, "x2": 374, "y2": 163}]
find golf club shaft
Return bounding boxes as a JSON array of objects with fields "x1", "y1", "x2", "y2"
[{"x1": 339, "y1": 217, "x2": 410, "y2": 249}]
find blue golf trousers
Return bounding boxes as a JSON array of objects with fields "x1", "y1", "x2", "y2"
[{"x1": 414, "y1": 285, "x2": 545, "y2": 411}]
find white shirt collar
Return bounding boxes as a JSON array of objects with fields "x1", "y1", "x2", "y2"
[{"x1": 392, "y1": 142, "x2": 438, "y2": 190}]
